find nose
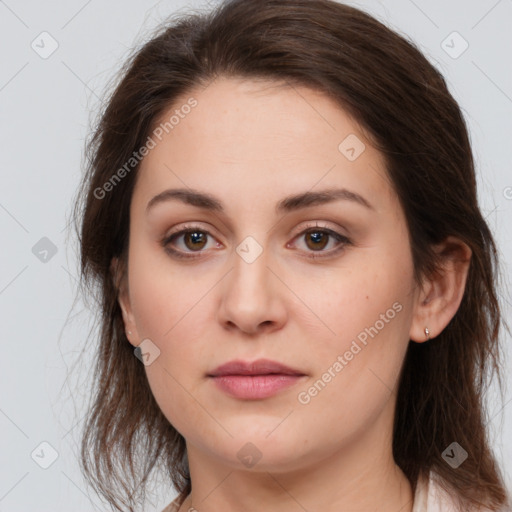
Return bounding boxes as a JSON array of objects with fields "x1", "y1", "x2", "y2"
[{"x1": 217, "y1": 245, "x2": 288, "y2": 336}]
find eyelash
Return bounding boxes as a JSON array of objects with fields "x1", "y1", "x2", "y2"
[{"x1": 161, "y1": 222, "x2": 352, "y2": 261}]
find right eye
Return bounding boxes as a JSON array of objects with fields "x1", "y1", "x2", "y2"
[{"x1": 161, "y1": 225, "x2": 222, "y2": 260}]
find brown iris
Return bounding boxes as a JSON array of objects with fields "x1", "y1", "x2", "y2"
[
  {"x1": 184, "y1": 231, "x2": 207, "y2": 251},
  {"x1": 304, "y1": 230, "x2": 329, "y2": 251}
]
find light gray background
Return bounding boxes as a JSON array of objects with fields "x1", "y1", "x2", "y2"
[{"x1": 1, "y1": 0, "x2": 511, "y2": 510}]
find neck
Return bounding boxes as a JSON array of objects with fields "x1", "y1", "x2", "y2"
[{"x1": 179, "y1": 432, "x2": 413, "y2": 512}]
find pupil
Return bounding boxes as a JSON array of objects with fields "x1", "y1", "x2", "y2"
[
  {"x1": 308, "y1": 231, "x2": 327, "y2": 250},
  {"x1": 187, "y1": 231, "x2": 205, "y2": 249}
]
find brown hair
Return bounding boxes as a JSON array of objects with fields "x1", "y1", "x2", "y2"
[{"x1": 72, "y1": 0, "x2": 510, "y2": 510}]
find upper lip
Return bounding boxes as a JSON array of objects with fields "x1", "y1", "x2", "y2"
[{"x1": 208, "y1": 358, "x2": 305, "y2": 377}]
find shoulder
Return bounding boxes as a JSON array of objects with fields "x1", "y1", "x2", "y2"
[
  {"x1": 161, "y1": 478, "x2": 511, "y2": 512},
  {"x1": 161, "y1": 495, "x2": 184, "y2": 512},
  {"x1": 413, "y1": 472, "x2": 459, "y2": 512},
  {"x1": 413, "y1": 472, "x2": 511, "y2": 512}
]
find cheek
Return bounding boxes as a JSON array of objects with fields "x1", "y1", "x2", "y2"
[
  {"x1": 293, "y1": 292, "x2": 412, "y2": 445},
  {"x1": 128, "y1": 240, "x2": 205, "y2": 339},
  {"x1": 297, "y1": 251, "x2": 414, "y2": 404},
  {"x1": 127, "y1": 250, "x2": 216, "y2": 432},
  {"x1": 312, "y1": 254, "x2": 413, "y2": 348},
  {"x1": 133, "y1": 293, "x2": 211, "y2": 439}
]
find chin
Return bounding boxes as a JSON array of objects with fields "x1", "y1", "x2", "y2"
[{"x1": 210, "y1": 430, "x2": 310, "y2": 471}]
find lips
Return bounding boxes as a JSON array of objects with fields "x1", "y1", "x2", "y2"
[
  {"x1": 208, "y1": 359, "x2": 306, "y2": 400},
  {"x1": 208, "y1": 358, "x2": 305, "y2": 377}
]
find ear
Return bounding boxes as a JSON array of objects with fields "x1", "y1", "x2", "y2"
[
  {"x1": 409, "y1": 236, "x2": 471, "y2": 343},
  {"x1": 111, "y1": 256, "x2": 139, "y2": 347}
]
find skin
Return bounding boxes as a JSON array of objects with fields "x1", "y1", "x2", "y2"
[{"x1": 115, "y1": 77, "x2": 471, "y2": 512}]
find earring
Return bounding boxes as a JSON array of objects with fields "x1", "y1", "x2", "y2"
[
  {"x1": 127, "y1": 330, "x2": 132, "y2": 336},
  {"x1": 424, "y1": 327, "x2": 430, "y2": 341}
]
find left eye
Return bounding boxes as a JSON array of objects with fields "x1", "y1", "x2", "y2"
[
  {"x1": 162, "y1": 225, "x2": 350, "y2": 260},
  {"x1": 292, "y1": 228, "x2": 347, "y2": 252}
]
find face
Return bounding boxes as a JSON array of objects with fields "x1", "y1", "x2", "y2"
[{"x1": 118, "y1": 76, "x2": 422, "y2": 474}]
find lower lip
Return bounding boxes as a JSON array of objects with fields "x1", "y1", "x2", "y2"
[{"x1": 210, "y1": 374, "x2": 304, "y2": 399}]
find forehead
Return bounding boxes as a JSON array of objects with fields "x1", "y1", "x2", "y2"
[{"x1": 133, "y1": 76, "x2": 396, "y2": 216}]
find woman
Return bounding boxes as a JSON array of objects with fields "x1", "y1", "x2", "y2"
[{"x1": 72, "y1": 0, "x2": 511, "y2": 511}]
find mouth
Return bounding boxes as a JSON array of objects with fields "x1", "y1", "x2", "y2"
[{"x1": 207, "y1": 359, "x2": 307, "y2": 400}]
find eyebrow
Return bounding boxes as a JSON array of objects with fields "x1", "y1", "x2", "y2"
[{"x1": 146, "y1": 187, "x2": 374, "y2": 215}]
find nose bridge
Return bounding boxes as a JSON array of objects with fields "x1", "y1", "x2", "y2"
[
  {"x1": 218, "y1": 234, "x2": 285, "y2": 333},
  {"x1": 230, "y1": 236, "x2": 272, "y2": 302}
]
